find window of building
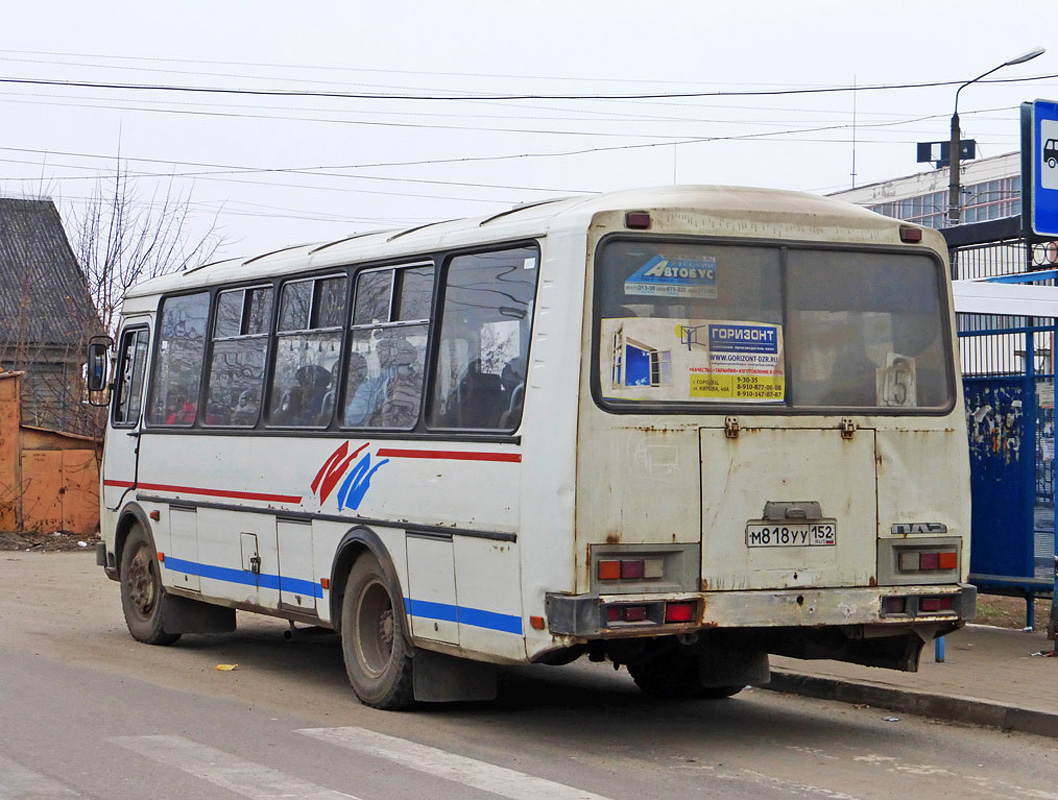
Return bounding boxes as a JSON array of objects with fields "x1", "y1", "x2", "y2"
[{"x1": 869, "y1": 177, "x2": 1020, "y2": 230}]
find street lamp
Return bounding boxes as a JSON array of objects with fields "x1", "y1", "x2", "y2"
[{"x1": 948, "y1": 47, "x2": 1046, "y2": 225}]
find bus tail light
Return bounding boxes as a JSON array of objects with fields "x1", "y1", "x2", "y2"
[
  {"x1": 625, "y1": 211, "x2": 651, "y2": 229},
  {"x1": 881, "y1": 594, "x2": 956, "y2": 617},
  {"x1": 606, "y1": 604, "x2": 649, "y2": 623},
  {"x1": 598, "y1": 560, "x2": 621, "y2": 580},
  {"x1": 899, "y1": 225, "x2": 923, "y2": 243},
  {"x1": 665, "y1": 601, "x2": 696, "y2": 623},
  {"x1": 882, "y1": 596, "x2": 906, "y2": 614},
  {"x1": 920, "y1": 596, "x2": 954, "y2": 613},
  {"x1": 597, "y1": 558, "x2": 665, "y2": 581},
  {"x1": 621, "y1": 560, "x2": 644, "y2": 579},
  {"x1": 897, "y1": 549, "x2": 958, "y2": 572}
]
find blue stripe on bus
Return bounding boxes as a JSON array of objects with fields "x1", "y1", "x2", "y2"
[
  {"x1": 161, "y1": 557, "x2": 520, "y2": 634},
  {"x1": 404, "y1": 598, "x2": 523, "y2": 635},
  {"x1": 162, "y1": 556, "x2": 324, "y2": 599}
]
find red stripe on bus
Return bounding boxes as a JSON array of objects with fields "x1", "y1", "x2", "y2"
[
  {"x1": 375, "y1": 448, "x2": 521, "y2": 463},
  {"x1": 136, "y1": 483, "x2": 302, "y2": 504},
  {"x1": 103, "y1": 479, "x2": 136, "y2": 488}
]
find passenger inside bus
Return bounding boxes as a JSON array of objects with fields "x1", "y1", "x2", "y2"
[
  {"x1": 343, "y1": 334, "x2": 422, "y2": 428},
  {"x1": 165, "y1": 391, "x2": 197, "y2": 425},
  {"x1": 232, "y1": 388, "x2": 259, "y2": 426},
  {"x1": 295, "y1": 364, "x2": 332, "y2": 424},
  {"x1": 498, "y1": 356, "x2": 526, "y2": 428},
  {"x1": 274, "y1": 364, "x2": 329, "y2": 426},
  {"x1": 438, "y1": 358, "x2": 503, "y2": 428}
]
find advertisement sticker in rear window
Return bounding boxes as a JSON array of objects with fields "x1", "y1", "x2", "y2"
[
  {"x1": 623, "y1": 255, "x2": 717, "y2": 299},
  {"x1": 601, "y1": 317, "x2": 785, "y2": 403}
]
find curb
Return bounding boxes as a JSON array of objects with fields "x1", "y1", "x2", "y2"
[{"x1": 760, "y1": 670, "x2": 1058, "y2": 740}]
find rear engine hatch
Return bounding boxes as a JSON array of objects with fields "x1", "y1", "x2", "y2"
[{"x1": 700, "y1": 425, "x2": 877, "y2": 591}]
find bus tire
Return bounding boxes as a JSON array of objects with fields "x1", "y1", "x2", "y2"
[
  {"x1": 699, "y1": 685, "x2": 744, "y2": 699},
  {"x1": 628, "y1": 647, "x2": 704, "y2": 699},
  {"x1": 119, "y1": 523, "x2": 180, "y2": 646},
  {"x1": 629, "y1": 647, "x2": 745, "y2": 700},
  {"x1": 341, "y1": 553, "x2": 414, "y2": 709}
]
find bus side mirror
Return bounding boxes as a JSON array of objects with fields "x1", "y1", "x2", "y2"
[{"x1": 86, "y1": 336, "x2": 113, "y2": 405}]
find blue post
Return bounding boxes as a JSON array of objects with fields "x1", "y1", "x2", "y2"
[{"x1": 935, "y1": 635, "x2": 946, "y2": 663}]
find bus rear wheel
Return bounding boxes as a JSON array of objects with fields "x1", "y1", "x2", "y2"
[
  {"x1": 120, "y1": 524, "x2": 180, "y2": 646},
  {"x1": 340, "y1": 553, "x2": 414, "y2": 709},
  {"x1": 628, "y1": 647, "x2": 743, "y2": 700}
]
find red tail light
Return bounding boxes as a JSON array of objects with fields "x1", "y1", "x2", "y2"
[
  {"x1": 625, "y1": 211, "x2": 651, "y2": 229},
  {"x1": 620, "y1": 560, "x2": 644, "y2": 580},
  {"x1": 606, "y1": 605, "x2": 649, "y2": 623},
  {"x1": 882, "y1": 596, "x2": 907, "y2": 614},
  {"x1": 665, "y1": 601, "x2": 695, "y2": 623},
  {"x1": 623, "y1": 606, "x2": 648, "y2": 622}
]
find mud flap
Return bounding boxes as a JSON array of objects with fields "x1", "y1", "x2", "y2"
[
  {"x1": 699, "y1": 646, "x2": 771, "y2": 687},
  {"x1": 412, "y1": 648, "x2": 497, "y2": 702},
  {"x1": 161, "y1": 595, "x2": 237, "y2": 635}
]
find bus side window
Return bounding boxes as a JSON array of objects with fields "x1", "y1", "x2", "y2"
[
  {"x1": 342, "y1": 264, "x2": 433, "y2": 430},
  {"x1": 112, "y1": 327, "x2": 150, "y2": 427},
  {"x1": 268, "y1": 275, "x2": 345, "y2": 428},
  {"x1": 427, "y1": 246, "x2": 538, "y2": 431},
  {"x1": 203, "y1": 286, "x2": 272, "y2": 427},
  {"x1": 146, "y1": 291, "x2": 211, "y2": 427}
]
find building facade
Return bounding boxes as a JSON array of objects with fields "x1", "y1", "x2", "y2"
[
  {"x1": 830, "y1": 151, "x2": 1021, "y2": 231},
  {"x1": 0, "y1": 198, "x2": 102, "y2": 436}
]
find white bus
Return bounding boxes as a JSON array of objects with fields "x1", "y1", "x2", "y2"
[{"x1": 89, "y1": 186, "x2": 974, "y2": 709}]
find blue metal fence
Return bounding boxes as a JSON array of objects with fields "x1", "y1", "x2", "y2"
[{"x1": 957, "y1": 279, "x2": 1058, "y2": 631}]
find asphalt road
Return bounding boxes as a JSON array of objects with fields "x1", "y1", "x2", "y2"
[{"x1": 2, "y1": 551, "x2": 1057, "y2": 800}]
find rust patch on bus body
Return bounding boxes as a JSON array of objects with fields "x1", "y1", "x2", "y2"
[{"x1": 630, "y1": 425, "x2": 679, "y2": 435}]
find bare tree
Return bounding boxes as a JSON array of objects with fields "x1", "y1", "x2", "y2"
[
  {"x1": 1, "y1": 164, "x2": 224, "y2": 439},
  {"x1": 74, "y1": 164, "x2": 224, "y2": 336}
]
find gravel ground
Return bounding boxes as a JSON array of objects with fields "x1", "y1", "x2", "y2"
[{"x1": 0, "y1": 530, "x2": 100, "y2": 552}]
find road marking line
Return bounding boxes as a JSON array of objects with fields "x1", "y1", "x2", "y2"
[
  {"x1": 110, "y1": 735, "x2": 360, "y2": 800},
  {"x1": 0, "y1": 754, "x2": 79, "y2": 798},
  {"x1": 735, "y1": 769, "x2": 865, "y2": 800},
  {"x1": 299, "y1": 726, "x2": 616, "y2": 800}
]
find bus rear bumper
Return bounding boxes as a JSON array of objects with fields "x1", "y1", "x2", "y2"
[{"x1": 545, "y1": 583, "x2": 977, "y2": 639}]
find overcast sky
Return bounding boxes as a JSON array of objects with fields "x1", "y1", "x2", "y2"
[{"x1": 2, "y1": 1, "x2": 1055, "y2": 262}]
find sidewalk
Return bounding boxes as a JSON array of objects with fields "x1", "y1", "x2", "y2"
[{"x1": 763, "y1": 624, "x2": 1058, "y2": 738}]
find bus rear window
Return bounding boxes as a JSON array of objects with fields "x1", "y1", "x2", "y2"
[{"x1": 595, "y1": 240, "x2": 953, "y2": 412}]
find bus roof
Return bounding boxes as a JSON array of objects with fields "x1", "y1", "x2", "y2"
[{"x1": 123, "y1": 185, "x2": 922, "y2": 303}]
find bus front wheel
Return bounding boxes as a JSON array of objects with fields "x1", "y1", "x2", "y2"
[
  {"x1": 340, "y1": 553, "x2": 414, "y2": 709},
  {"x1": 119, "y1": 524, "x2": 180, "y2": 646}
]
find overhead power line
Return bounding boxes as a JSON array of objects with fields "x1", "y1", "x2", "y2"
[{"x1": 0, "y1": 73, "x2": 1055, "y2": 102}]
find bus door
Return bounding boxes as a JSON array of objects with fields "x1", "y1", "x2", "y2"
[{"x1": 103, "y1": 324, "x2": 151, "y2": 510}]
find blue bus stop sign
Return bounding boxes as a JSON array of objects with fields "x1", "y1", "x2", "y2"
[{"x1": 1023, "y1": 99, "x2": 1058, "y2": 237}]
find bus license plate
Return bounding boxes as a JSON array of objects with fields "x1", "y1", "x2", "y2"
[{"x1": 745, "y1": 522, "x2": 837, "y2": 548}]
